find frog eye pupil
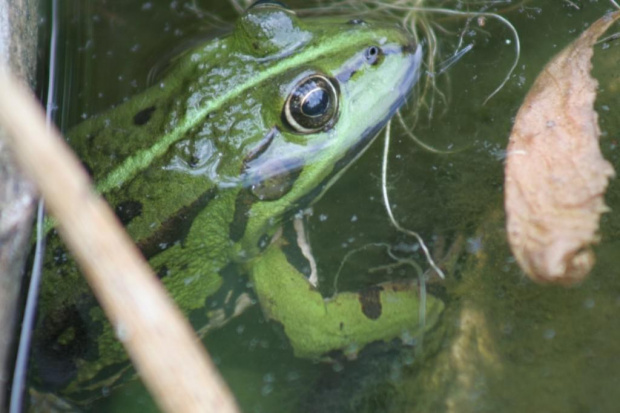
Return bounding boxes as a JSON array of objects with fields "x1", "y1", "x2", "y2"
[
  {"x1": 283, "y1": 74, "x2": 339, "y2": 134},
  {"x1": 301, "y1": 88, "x2": 329, "y2": 117}
]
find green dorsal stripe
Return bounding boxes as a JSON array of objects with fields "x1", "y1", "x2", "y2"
[{"x1": 95, "y1": 31, "x2": 373, "y2": 195}]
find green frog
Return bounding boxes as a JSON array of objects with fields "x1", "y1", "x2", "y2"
[{"x1": 31, "y1": 0, "x2": 444, "y2": 403}]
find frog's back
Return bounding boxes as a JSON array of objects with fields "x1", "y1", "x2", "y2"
[{"x1": 67, "y1": 34, "x2": 265, "y2": 241}]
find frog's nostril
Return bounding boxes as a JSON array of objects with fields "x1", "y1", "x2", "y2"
[{"x1": 401, "y1": 41, "x2": 417, "y2": 54}]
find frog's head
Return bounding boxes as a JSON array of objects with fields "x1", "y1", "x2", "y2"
[{"x1": 231, "y1": 1, "x2": 422, "y2": 245}]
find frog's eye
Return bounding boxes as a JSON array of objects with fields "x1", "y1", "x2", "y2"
[
  {"x1": 249, "y1": 0, "x2": 289, "y2": 9},
  {"x1": 283, "y1": 74, "x2": 339, "y2": 134}
]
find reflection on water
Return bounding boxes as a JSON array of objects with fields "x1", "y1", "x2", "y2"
[{"x1": 36, "y1": 1, "x2": 620, "y2": 412}]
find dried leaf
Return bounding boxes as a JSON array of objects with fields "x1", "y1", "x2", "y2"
[{"x1": 504, "y1": 12, "x2": 619, "y2": 285}]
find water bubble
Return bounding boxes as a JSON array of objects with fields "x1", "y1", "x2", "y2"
[
  {"x1": 543, "y1": 329, "x2": 556, "y2": 340},
  {"x1": 583, "y1": 298, "x2": 595, "y2": 309},
  {"x1": 400, "y1": 330, "x2": 417, "y2": 346},
  {"x1": 263, "y1": 373, "x2": 275, "y2": 383},
  {"x1": 261, "y1": 383, "x2": 273, "y2": 396},
  {"x1": 466, "y1": 236, "x2": 483, "y2": 254},
  {"x1": 286, "y1": 371, "x2": 300, "y2": 382}
]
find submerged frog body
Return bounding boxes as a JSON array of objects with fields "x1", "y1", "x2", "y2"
[{"x1": 32, "y1": 1, "x2": 443, "y2": 402}]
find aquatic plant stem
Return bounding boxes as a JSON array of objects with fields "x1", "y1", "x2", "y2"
[
  {"x1": 9, "y1": 0, "x2": 58, "y2": 408},
  {"x1": 381, "y1": 121, "x2": 444, "y2": 280},
  {"x1": 370, "y1": 3, "x2": 521, "y2": 104},
  {"x1": 9, "y1": 201, "x2": 44, "y2": 413},
  {"x1": 381, "y1": 121, "x2": 441, "y2": 354},
  {"x1": 0, "y1": 70, "x2": 240, "y2": 413}
]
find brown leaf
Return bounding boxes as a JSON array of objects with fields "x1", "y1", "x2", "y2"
[{"x1": 504, "y1": 12, "x2": 619, "y2": 285}]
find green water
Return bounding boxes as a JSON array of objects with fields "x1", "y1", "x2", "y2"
[{"x1": 40, "y1": 1, "x2": 620, "y2": 412}]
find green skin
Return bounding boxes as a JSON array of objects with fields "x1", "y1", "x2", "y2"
[{"x1": 32, "y1": 3, "x2": 443, "y2": 401}]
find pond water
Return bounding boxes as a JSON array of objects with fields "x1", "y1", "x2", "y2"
[{"x1": 31, "y1": 1, "x2": 620, "y2": 412}]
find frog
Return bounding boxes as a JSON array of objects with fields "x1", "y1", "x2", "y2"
[{"x1": 30, "y1": 0, "x2": 444, "y2": 403}]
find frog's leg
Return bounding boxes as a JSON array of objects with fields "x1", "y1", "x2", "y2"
[
  {"x1": 249, "y1": 242, "x2": 444, "y2": 359},
  {"x1": 146, "y1": 190, "x2": 242, "y2": 317}
]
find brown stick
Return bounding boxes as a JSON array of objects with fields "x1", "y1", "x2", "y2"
[{"x1": 0, "y1": 70, "x2": 240, "y2": 413}]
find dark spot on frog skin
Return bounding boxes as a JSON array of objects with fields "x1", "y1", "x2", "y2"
[
  {"x1": 257, "y1": 233, "x2": 271, "y2": 251},
  {"x1": 137, "y1": 187, "x2": 217, "y2": 259},
  {"x1": 133, "y1": 106, "x2": 156, "y2": 126},
  {"x1": 339, "y1": 322, "x2": 344, "y2": 331},
  {"x1": 115, "y1": 200, "x2": 143, "y2": 225},
  {"x1": 229, "y1": 188, "x2": 256, "y2": 243},
  {"x1": 359, "y1": 286, "x2": 383, "y2": 320}
]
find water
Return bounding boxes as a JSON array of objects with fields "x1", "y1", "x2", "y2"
[{"x1": 33, "y1": 1, "x2": 620, "y2": 412}]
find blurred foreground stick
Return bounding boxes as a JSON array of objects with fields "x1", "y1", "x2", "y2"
[{"x1": 0, "y1": 70, "x2": 240, "y2": 413}]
